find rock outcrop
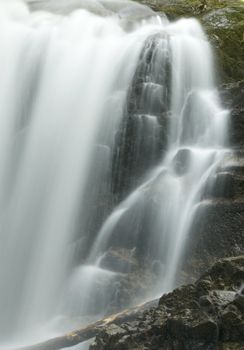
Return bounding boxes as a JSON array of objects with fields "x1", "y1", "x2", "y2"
[
  {"x1": 18, "y1": 257, "x2": 244, "y2": 350},
  {"x1": 137, "y1": 0, "x2": 244, "y2": 86},
  {"x1": 183, "y1": 151, "x2": 244, "y2": 278},
  {"x1": 112, "y1": 33, "x2": 170, "y2": 202},
  {"x1": 90, "y1": 256, "x2": 244, "y2": 350},
  {"x1": 89, "y1": 3, "x2": 244, "y2": 348},
  {"x1": 132, "y1": 0, "x2": 244, "y2": 280}
]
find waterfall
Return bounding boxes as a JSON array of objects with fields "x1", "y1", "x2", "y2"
[{"x1": 0, "y1": 0, "x2": 228, "y2": 348}]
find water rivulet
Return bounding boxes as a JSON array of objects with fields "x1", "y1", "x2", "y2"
[{"x1": 0, "y1": 0, "x2": 228, "y2": 348}]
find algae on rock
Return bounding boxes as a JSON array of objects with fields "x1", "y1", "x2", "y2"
[{"x1": 136, "y1": 0, "x2": 244, "y2": 84}]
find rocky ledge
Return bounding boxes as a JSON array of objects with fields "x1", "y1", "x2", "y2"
[
  {"x1": 88, "y1": 3, "x2": 244, "y2": 349},
  {"x1": 90, "y1": 256, "x2": 244, "y2": 350},
  {"x1": 137, "y1": 0, "x2": 244, "y2": 84}
]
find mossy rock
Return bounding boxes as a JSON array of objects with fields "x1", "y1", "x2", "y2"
[
  {"x1": 136, "y1": 0, "x2": 243, "y2": 19},
  {"x1": 202, "y1": 4, "x2": 244, "y2": 84},
  {"x1": 136, "y1": 0, "x2": 244, "y2": 84}
]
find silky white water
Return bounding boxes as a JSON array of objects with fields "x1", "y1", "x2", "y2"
[
  {"x1": 0, "y1": 0, "x2": 228, "y2": 348},
  {"x1": 88, "y1": 18, "x2": 228, "y2": 295}
]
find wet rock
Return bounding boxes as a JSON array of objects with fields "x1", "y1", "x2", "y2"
[
  {"x1": 222, "y1": 344, "x2": 244, "y2": 350},
  {"x1": 136, "y1": 1, "x2": 244, "y2": 85},
  {"x1": 221, "y1": 80, "x2": 244, "y2": 149},
  {"x1": 220, "y1": 151, "x2": 244, "y2": 175},
  {"x1": 90, "y1": 2, "x2": 244, "y2": 347},
  {"x1": 106, "y1": 263, "x2": 158, "y2": 315},
  {"x1": 172, "y1": 148, "x2": 191, "y2": 176},
  {"x1": 199, "y1": 295, "x2": 213, "y2": 308},
  {"x1": 112, "y1": 33, "x2": 170, "y2": 202},
  {"x1": 204, "y1": 172, "x2": 235, "y2": 199},
  {"x1": 203, "y1": 7, "x2": 244, "y2": 85},
  {"x1": 211, "y1": 290, "x2": 236, "y2": 306},
  {"x1": 99, "y1": 248, "x2": 138, "y2": 273},
  {"x1": 234, "y1": 294, "x2": 244, "y2": 312},
  {"x1": 90, "y1": 256, "x2": 244, "y2": 350},
  {"x1": 183, "y1": 199, "x2": 244, "y2": 278},
  {"x1": 139, "y1": 1, "x2": 244, "y2": 153}
]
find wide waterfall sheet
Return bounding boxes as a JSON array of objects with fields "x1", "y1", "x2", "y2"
[{"x1": 0, "y1": 0, "x2": 228, "y2": 348}]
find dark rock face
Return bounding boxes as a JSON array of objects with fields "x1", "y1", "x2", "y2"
[
  {"x1": 85, "y1": 248, "x2": 159, "y2": 315},
  {"x1": 182, "y1": 149, "x2": 244, "y2": 278},
  {"x1": 95, "y1": 0, "x2": 244, "y2": 311},
  {"x1": 172, "y1": 148, "x2": 192, "y2": 176},
  {"x1": 187, "y1": 200, "x2": 244, "y2": 269},
  {"x1": 136, "y1": 0, "x2": 244, "y2": 86},
  {"x1": 221, "y1": 80, "x2": 244, "y2": 149},
  {"x1": 72, "y1": 33, "x2": 172, "y2": 255},
  {"x1": 112, "y1": 33, "x2": 170, "y2": 202},
  {"x1": 89, "y1": 4, "x2": 244, "y2": 348},
  {"x1": 90, "y1": 256, "x2": 244, "y2": 350},
  {"x1": 111, "y1": 1, "x2": 244, "y2": 278},
  {"x1": 136, "y1": 0, "x2": 244, "y2": 282},
  {"x1": 202, "y1": 6, "x2": 244, "y2": 85},
  {"x1": 99, "y1": 248, "x2": 138, "y2": 274},
  {"x1": 136, "y1": 0, "x2": 244, "y2": 152}
]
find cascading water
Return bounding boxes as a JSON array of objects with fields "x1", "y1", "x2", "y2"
[
  {"x1": 0, "y1": 0, "x2": 228, "y2": 349},
  {"x1": 87, "y1": 17, "x2": 229, "y2": 296}
]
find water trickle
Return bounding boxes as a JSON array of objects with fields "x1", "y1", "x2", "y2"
[{"x1": 0, "y1": 0, "x2": 228, "y2": 348}]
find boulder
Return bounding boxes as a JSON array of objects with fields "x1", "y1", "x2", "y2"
[
  {"x1": 99, "y1": 248, "x2": 138, "y2": 274},
  {"x1": 172, "y1": 148, "x2": 192, "y2": 176},
  {"x1": 90, "y1": 256, "x2": 244, "y2": 350}
]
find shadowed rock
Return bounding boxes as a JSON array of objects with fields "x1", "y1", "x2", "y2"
[{"x1": 91, "y1": 256, "x2": 244, "y2": 350}]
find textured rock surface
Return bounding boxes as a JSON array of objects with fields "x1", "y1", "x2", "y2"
[
  {"x1": 137, "y1": 0, "x2": 244, "y2": 85},
  {"x1": 134, "y1": 0, "x2": 244, "y2": 280},
  {"x1": 112, "y1": 33, "x2": 170, "y2": 202},
  {"x1": 89, "y1": 3, "x2": 244, "y2": 348},
  {"x1": 136, "y1": 0, "x2": 244, "y2": 148},
  {"x1": 90, "y1": 256, "x2": 244, "y2": 350},
  {"x1": 221, "y1": 80, "x2": 244, "y2": 149},
  {"x1": 182, "y1": 150, "x2": 244, "y2": 278}
]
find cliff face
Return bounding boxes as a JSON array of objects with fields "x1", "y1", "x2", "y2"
[
  {"x1": 133, "y1": 0, "x2": 244, "y2": 277},
  {"x1": 90, "y1": 2, "x2": 244, "y2": 349},
  {"x1": 104, "y1": 0, "x2": 244, "y2": 310},
  {"x1": 137, "y1": 0, "x2": 243, "y2": 86},
  {"x1": 184, "y1": 0, "x2": 244, "y2": 277}
]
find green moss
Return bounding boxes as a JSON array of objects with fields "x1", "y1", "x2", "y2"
[
  {"x1": 136, "y1": 0, "x2": 244, "y2": 83},
  {"x1": 137, "y1": 0, "x2": 243, "y2": 17},
  {"x1": 200, "y1": 5, "x2": 244, "y2": 83}
]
